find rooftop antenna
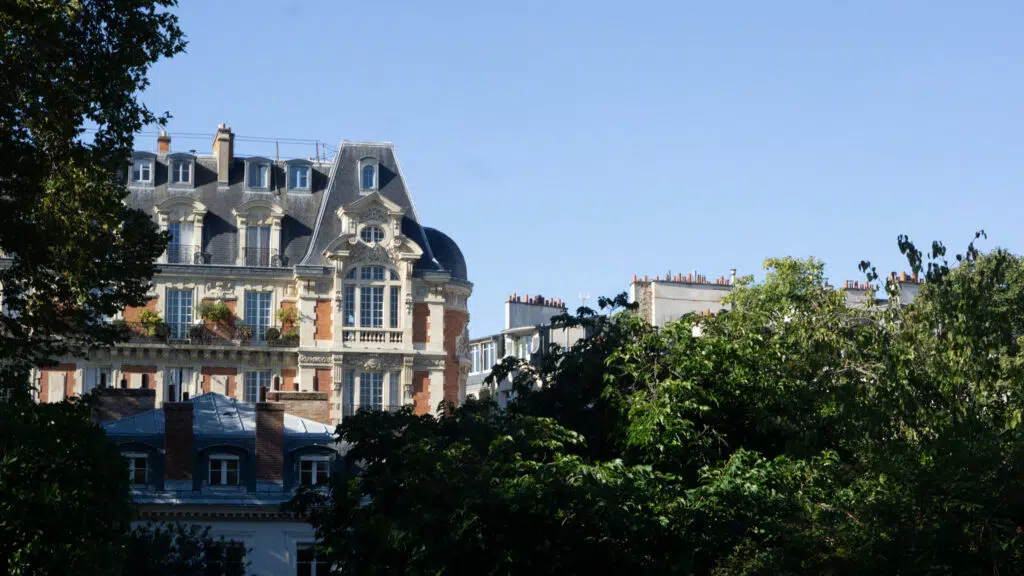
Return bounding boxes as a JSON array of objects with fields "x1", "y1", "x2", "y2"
[{"x1": 579, "y1": 292, "x2": 590, "y2": 308}]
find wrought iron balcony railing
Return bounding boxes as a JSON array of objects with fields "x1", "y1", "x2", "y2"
[
  {"x1": 243, "y1": 247, "x2": 281, "y2": 267},
  {"x1": 115, "y1": 321, "x2": 299, "y2": 347},
  {"x1": 166, "y1": 244, "x2": 203, "y2": 265}
]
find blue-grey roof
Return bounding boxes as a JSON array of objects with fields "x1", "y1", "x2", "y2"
[
  {"x1": 102, "y1": 393, "x2": 333, "y2": 438},
  {"x1": 424, "y1": 227, "x2": 467, "y2": 281}
]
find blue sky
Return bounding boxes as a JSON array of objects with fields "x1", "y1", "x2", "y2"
[{"x1": 141, "y1": 0, "x2": 1024, "y2": 336}]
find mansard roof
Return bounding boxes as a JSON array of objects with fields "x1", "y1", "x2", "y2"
[{"x1": 102, "y1": 393, "x2": 333, "y2": 438}]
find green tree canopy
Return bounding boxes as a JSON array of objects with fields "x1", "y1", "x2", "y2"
[
  {"x1": 0, "y1": 0, "x2": 184, "y2": 379},
  {"x1": 292, "y1": 235, "x2": 1024, "y2": 575}
]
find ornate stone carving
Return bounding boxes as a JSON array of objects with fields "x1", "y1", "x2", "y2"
[
  {"x1": 204, "y1": 281, "x2": 236, "y2": 300},
  {"x1": 298, "y1": 353, "x2": 332, "y2": 367},
  {"x1": 361, "y1": 206, "x2": 388, "y2": 224},
  {"x1": 343, "y1": 353, "x2": 405, "y2": 371},
  {"x1": 455, "y1": 328, "x2": 469, "y2": 361}
]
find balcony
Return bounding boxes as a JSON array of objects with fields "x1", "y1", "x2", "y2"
[
  {"x1": 341, "y1": 328, "x2": 403, "y2": 346},
  {"x1": 166, "y1": 244, "x2": 203, "y2": 265},
  {"x1": 117, "y1": 321, "x2": 299, "y2": 348},
  {"x1": 243, "y1": 247, "x2": 281, "y2": 267}
]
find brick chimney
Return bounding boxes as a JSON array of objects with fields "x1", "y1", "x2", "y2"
[
  {"x1": 164, "y1": 402, "x2": 194, "y2": 491},
  {"x1": 157, "y1": 130, "x2": 171, "y2": 154},
  {"x1": 213, "y1": 123, "x2": 233, "y2": 186},
  {"x1": 267, "y1": 391, "x2": 330, "y2": 424},
  {"x1": 255, "y1": 401, "x2": 285, "y2": 492}
]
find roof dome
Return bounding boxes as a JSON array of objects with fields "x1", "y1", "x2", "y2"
[{"x1": 423, "y1": 227, "x2": 468, "y2": 281}]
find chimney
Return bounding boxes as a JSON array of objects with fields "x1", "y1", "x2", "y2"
[
  {"x1": 164, "y1": 401, "x2": 194, "y2": 491},
  {"x1": 213, "y1": 123, "x2": 234, "y2": 186},
  {"x1": 268, "y1": 391, "x2": 330, "y2": 424},
  {"x1": 157, "y1": 130, "x2": 171, "y2": 154},
  {"x1": 255, "y1": 400, "x2": 285, "y2": 492}
]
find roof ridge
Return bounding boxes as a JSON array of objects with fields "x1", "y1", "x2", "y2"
[{"x1": 298, "y1": 141, "x2": 346, "y2": 266}]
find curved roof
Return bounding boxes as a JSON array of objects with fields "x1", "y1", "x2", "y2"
[{"x1": 424, "y1": 227, "x2": 467, "y2": 281}]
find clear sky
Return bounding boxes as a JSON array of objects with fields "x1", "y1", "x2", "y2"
[{"x1": 140, "y1": 0, "x2": 1024, "y2": 336}]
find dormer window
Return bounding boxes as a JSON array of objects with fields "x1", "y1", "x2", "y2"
[
  {"x1": 246, "y1": 158, "x2": 271, "y2": 190},
  {"x1": 130, "y1": 159, "x2": 153, "y2": 184},
  {"x1": 124, "y1": 453, "x2": 148, "y2": 485},
  {"x1": 299, "y1": 455, "x2": 331, "y2": 486},
  {"x1": 209, "y1": 454, "x2": 239, "y2": 486},
  {"x1": 359, "y1": 158, "x2": 378, "y2": 192},
  {"x1": 287, "y1": 161, "x2": 311, "y2": 191},
  {"x1": 360, "y1": 225, "x2": 385, "y2": 244},
  {"x1": 168, "y1": 153, "x2": 195, "y2": 187}
]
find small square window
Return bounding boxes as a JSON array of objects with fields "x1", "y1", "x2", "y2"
[
  {"x1": 299, "y1": 457, "x2": 330, "y2": 486},
  {"x1": 125, "y1": 454, "x2": 147, "y2": 485},
  {"x1": 289, "y1": 165, "x2": 310, "y2": 190},
  {"x1": 130, "y1": 160, "x2": 152, "y2": 184},
  {"x1": 209, "y1": 455, "x2": 240, "y2": 486},
  {"x1": 297, "y1": 546, "x2": 330, "y2": 575}
]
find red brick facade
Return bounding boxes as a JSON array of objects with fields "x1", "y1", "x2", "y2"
[
  {"x1": 255, "y1": 402, "x2": 285, "y2": 482},
  {"x1": 443, "y1": 309, "x2": 469, "y2": 406},
  {"x1": 267, "y1": 391, "x2": 329, "y2": 424},
  {"x1": 39, "y1": 363, "x2": 76, "y2": 402},
  {"x1": 314, "y1": 300, "x2": 332, "y2": 340},
  {"x1": 201, "y1": 366, "x2": 237, "y2": 397},
  {"x1": 412, "y1": 371, "x2": 430, "y2": 415},
  {"x1": 413, "y1": 303, "x2": 430, "y2": 344},
  {"x1": 314, "y1": 368, "x2": 332, "y2": 393},
  {"x1": 124, "y1": 297, "x2": 159, "y2": 323},
  {"x1": 281, "y1": 368, "x2": 297, "y2": 392}
]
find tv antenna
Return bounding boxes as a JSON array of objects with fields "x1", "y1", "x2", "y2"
[{"x1": 579, "y1": 292, "x2": 590, "y2": 308}]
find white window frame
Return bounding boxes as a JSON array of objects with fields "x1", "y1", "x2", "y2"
[
  {"x1": 358, "y1": 157, "x2": 378, "y2": 192},
  {"x1": 209, "y1": 453, "x2": 240, "y2": 486},
  {"x1": 360, "y1": 225, "x2": 385, "y2": 244},
  {"x1": 124, "y1": 452, "x2": 148, "y2": 485},
  {"x1": 245, "y1": 159, "x2": 272, "y2": 191},
  {"x1": 130, "y1": 159, "x2": 153, "y2": 184},
  {"x1": 344, "y1": 265, "x2": 402, "y2": 330},
  {"x1": 298, "y1": 455, "x2": 331, "y2": 486},
  {"x1": 287, "y1": 163, "x2": 311, "y2": 191}
]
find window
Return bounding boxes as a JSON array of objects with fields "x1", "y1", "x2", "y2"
[
  {"x1": 481, "y1": 342, "x2": 495, "y2": 372},
  {"x1": 299, "y1": 456, "x2": 330, "y2": 486},
  {"x1": 245, "y1": 225, "x2": 271, "y2": 266},
  {"x1": 247, "y1": 162, "x2": 270, "y2": 189},
  {"x1": 167, "y1": 368, "x2": 191, "y2": 402},
  {"x1": 297, "y1": 546, "x2": 330, "y2": 576},
  {"x1": 244, "y1": 371, "x2": 271, "y2": 403},
  {"x1": 359, "y1": 372, "x2": 383, "y2": 411},
  {"x1": 360, "y1": 226, "x2": 385, "y2": 244},
  {"x1": 206, "y1": 541, "x2": 245, "y2": 576},
  {"x1": 244, "y1": 291, "x2": 272, "y2": 341},
  {"x1": 83, "y1": 366, "x2": 111, "y2": 393},
  {"x1": 288, "y1": 165, "x2": 310, "y2": 190},
  {"x1": 170, "y1": 159, "x2": 191, "y2": 184},
  {"x1": 388, "y1": 371, "x2": 401, "y2": 410},
  {"x1": 360, "y1": 286, "x2": 384, "y2": 328},
  {"x1": 130, "y1": 159, "x2": 152, "y2": 184},
  {"x1": 343, "y1": 285, "x2": 355, "y2": 327},
  {"x1": 125, "y1": 453, "x2": 147, "y2": 485},
  {"x1": 517, "y1": 335, "x2": 533, "y2": 359},
  {"x1": 361, "y1": 163, "x2": 376, "y2": 191},
  {"x1": 165, "y1": 289, "x2": 193, "y2": 340},
  {"x1": 209, "y1": 454, "x2": 240, "y2": 486},
  {"x1": 360, "y1": 266, "x2": 386, "y2": 281},
  {"x1": 389, "y1": 286, "x2": 400, "y2": 329},
  {"x1": 167, "y1": 221, "x2": 195, "y2": 264},
  {"x1": 342, "y1": 371, "x2": 355, "y2": 418}
]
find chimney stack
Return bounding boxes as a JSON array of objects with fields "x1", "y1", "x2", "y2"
[
  {"x1": 164, "y1": 401, "x2": 194, "y2": 491},
  {"x1": 213, "y1": 123, "x2": 234, "y2": 186},
  {"x1": 255, "y1": 401, "x2": 285, "y2": 492},
  {"x1": 157, "y1": 130, "x2": 171, "y2": 154}
]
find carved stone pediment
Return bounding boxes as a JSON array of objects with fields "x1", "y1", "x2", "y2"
[{"x1": 342, "y1": 353, "x2": 405, "y2": 371}]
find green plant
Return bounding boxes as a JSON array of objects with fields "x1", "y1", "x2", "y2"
[
  {"x1": 188, "y1": 324, "x2": 207, "y2": 341},
  {"x1": 236, "y1": 325, "x2": 253, "y2": 341},
  {"x1": 282, "y1": 329, "x2": 299, "y2": 345},
  {"x1": 152, "y1": 322, "x2": 169, "y2": 340},
  {"x1": 138, "y1": 309, "x2": 161, "y2": 326},
  {"x1": 197, "y1": 300, "x2": 233, "y2": 325},
  {"x1": 275, "y1": 306, "x2": 299, "y2": 327},
  {"x1": 264, "y1": 327, "x2": 280, "y2": 341}
]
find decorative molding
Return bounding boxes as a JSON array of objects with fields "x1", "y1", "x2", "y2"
[
  {"x1": 342, "y1": 353, "x2": 405, "y2": 371},
  {"x1": 298, "y1": 353, "x2": 332, "y2": 367}
]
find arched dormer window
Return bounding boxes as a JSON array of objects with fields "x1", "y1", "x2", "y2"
[
  {"x1": 342, "y1": 265, "x2": 402, "y2": 331},
  {"x1": 155, "y1": 197, "x2": 208, "y2": 264},
  {"x1": 359, "y1": 158, "x2": 378, "y2": 192},
  {"x1": 232, "y1": 199, "x2": 284, "y2": 267}
]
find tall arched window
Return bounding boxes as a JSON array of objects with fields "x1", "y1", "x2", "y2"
[
  {"x1": 342, "y1": 265, "x2": 401, "y2": 331},
  {"x1": 361, "y1": 164, "x2": 376, "y2": 191}
]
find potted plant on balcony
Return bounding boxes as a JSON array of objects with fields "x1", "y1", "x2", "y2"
[
  {"x1": 188, "y1": 323, "x2": 207, "y2": 341},
  {"x1": 236, "y1": 324, "x2": 253, "y2": 342},
  {"x1": 275, "y1": 306, "x2": 298, "y2": 330},
  {"x1": 264, "y1": 327, "x2": 281, "y2": 342},
  {"x1": 111, "y1": 319, "x2": 132, "y2": 340},
  {"x1": 197, "y1": 300, "x2": 233, "y2": 325},
  {"x1": 138, "y1": 309, "x2": 168, "y2": 340},
  {"x1": 281, "y1": 328, "x2": 299, "y2": 346}
]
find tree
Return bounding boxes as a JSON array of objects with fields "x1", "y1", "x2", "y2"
[
  {"x1": 124, "y1": 523, "x2": 249, "y2": 576},
  {"x1": 292, "y1": 235, "x2": 1024, "y2": 575},
  {"x1": 0, "y1": 0, "x2": 185, "y2": 381},
  {"x1": 0, "y1": 397, "x2": 132, "y2": 575}
]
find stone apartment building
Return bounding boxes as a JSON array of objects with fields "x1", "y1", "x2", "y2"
[
  {"x1": 31, "y1": 125, "x2": 472, "y2": 424},
  {"x1": 465, "y1": 294, "x2": 586, "y2": 407},
  {"x1": 629, "y1": 269, "x2": 923, "y2": 328}
]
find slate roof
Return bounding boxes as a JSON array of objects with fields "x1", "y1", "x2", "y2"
[
  {"x1": 129, "y1": 139, "x2": 469, "y2": 282},
  {"x1": 102, "y1": 393, "x2": 334, "y2": 438}
]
